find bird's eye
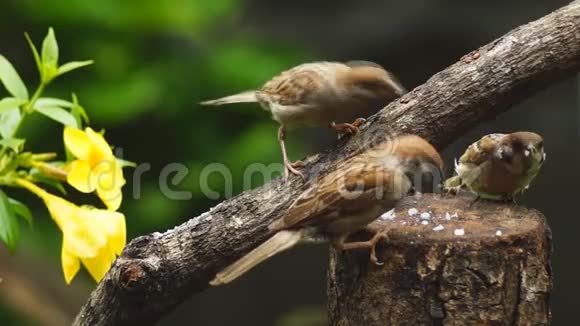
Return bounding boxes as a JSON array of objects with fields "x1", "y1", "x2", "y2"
[
  {"x1": 537, "y1": 141, "x2": 544, "y2": 149},
  {"x1": 511, "y1": 140, "x2": 524, "y2": 152}
]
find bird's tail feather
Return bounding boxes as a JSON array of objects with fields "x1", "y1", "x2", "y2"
[
  {"x1": 210, "y1": 230, "x2": 305, "y2": 286},
  {"x1": 200, "y1": 91, "x2": 257, "y2": 106}
]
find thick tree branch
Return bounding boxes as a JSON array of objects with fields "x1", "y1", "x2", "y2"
[{"x1": 74, "y1": 1, "x2": 580, "y2": 325}]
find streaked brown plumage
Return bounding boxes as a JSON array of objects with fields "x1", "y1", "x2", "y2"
[
  {"x1": 445, "y1": 131, "x2": 545, "y2": 200},
  {"x1": 210, "y1": 135, "x2": 443, "y2": 286},
  {"x1": 201, "y1": 61, "x2": 406, "y2": 181}
]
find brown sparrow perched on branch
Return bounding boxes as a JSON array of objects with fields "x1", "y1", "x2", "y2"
[
  {"x1": 445, "y1": 132, "x2": 545, "y2": 200},
  {"x1": 210, "y1": 135, "x2": 443, "y2": 286},
  {"x1": 200, "y1": 61, "x2": 406, "y2": 181}
]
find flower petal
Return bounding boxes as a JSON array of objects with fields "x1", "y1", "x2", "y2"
[
  {"x1": 43, "y1": 192, "x2": 79, "y2": 231},
  {"x1": 84, "y1": 208, "x2": 126, "y2": 255},
  {"x1": 94, "y1": 161, "x2": 125, "y2": 210},
  {"x1": 62, "y1": 245, "x2": 80, "y2": 284},
  {"x1": 25, "y1": 181, "x2": 127, "y2": 284},
  {"x1": 109, "y1": 213, "x2": 126, "y2": 255},
  {"x1": 81, "y1": 247, "x2": 116, "y2": 282},
  {"x1": 63, "y1": 127, "x2": 92, "y2": 160},
  {"x1": 97, "y1": 186, "x2": 122, "y2": 211},
  {"x1": 86, "y1": 127, "x2": 113, "y2": 157},
  {"x1": 62, "y1": 228, "x2": 104, "y2": 259},
  {"x1": 44, "y1": 194, "x2": 106, "y2": 258},
  {"x1": 93, "y1": 160, "x2": 126, "y2": 190},
  {"x1": 66, "y1": 160, "x2": 96, "y2": 193}
]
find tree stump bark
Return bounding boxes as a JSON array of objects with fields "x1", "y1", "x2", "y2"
[{"x1": 327, "y1": 192, "x2": 552, "y2": 326}]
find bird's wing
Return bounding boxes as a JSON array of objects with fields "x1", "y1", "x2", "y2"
[
  {"x1": 260, "y1": 62, "x2": 346, "y2": 106},
  {"x1": 269, "y1": 161, "x2": 395, "y2": 231},
  {"x1": 459, "y1": 133, "x2": 505, "y2": 166},
  {"x1": 456, "y1": 133, "x2": 504, "y2": 185}
]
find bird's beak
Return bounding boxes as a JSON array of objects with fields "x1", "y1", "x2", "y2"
[{"x1": 540, "y1": 150, "x2": 547, "y2": 163}]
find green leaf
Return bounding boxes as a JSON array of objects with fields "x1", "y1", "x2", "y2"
[
  {"x1": 0, "y1": 108, "x2": 22, "y2": 139},
  {"x1": 41, "y1": 27, "x2": 59, "y2": 69},
  {"x1": 0, "y1": 55, "x2": 29, "y2": 100},
  {"x1": 0, "y1": 97, "x2": 26, "y2": 114},
  {"x1": 34, "y1": 106, "x2": 77, "y2": 127},
  {"x1": 8, "y1": 197, "x2": 32, "y2": 226},
  {"x1": 34, "y1": 97, "x2": 89, "y2": 127},
  {"x1": 35, "y1": 97, "x2": 74, "y2": 109},
  {"x1": 0, "y1": 189, "x2": 20, "y2": 252},
  {"x1": 0, "y1": 138, "x2": 25, "y2": 152},
  {"x1": 24, "y1": 32, "x2": 42, "y2": 74},
  {"x1": 71, "y1": 93, "x2": 89, "y2": 125},
  {"x1": 57, "y1": 60, "x2": 94, "y2": 77}
]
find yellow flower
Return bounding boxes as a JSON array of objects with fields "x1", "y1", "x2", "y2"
[
  {"x1": 63, "y1": 127, "x2": 126, "y2": 211},
  {"x1": 16, "y1": 179, "x2": 126, "y2": 284}
]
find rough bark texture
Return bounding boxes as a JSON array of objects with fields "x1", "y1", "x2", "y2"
[
  {"x1": 74, "y1": 1, "x2": 579, "y2": 325},
  {"x1": 327, "y1": 193, "x2": 552, "y2": 326}
]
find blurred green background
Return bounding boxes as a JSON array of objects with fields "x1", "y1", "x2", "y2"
[{"x1": 0, "y1": 0, "x2": 578, "y2": 325}]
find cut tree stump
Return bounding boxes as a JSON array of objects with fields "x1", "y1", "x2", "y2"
[{"x1": 327, "y1": 192, "x2": 552, "y2": 326}]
